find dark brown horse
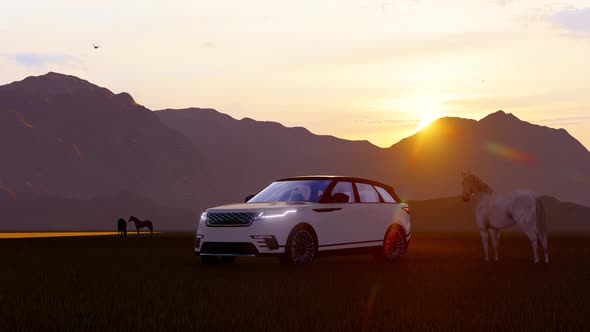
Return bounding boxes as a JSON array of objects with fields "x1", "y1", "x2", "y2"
[
  {"x1": 128, "y1": 216, "x2": 154, "y2": 235},
  {"x1": 117, "y1": 218, "x2": 127, "y2": 238}
]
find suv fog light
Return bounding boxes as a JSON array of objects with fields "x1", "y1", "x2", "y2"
[
  {"x1": 251, "y1": 235, "x2": 279, "y2": 249},
  {"x1": 195, "y1": 234, "x2": 204, "y2": 249}
]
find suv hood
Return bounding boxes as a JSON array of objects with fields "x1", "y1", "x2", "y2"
[{"x1": 207, "y1": 201, "x2": 317, "y2": 212}]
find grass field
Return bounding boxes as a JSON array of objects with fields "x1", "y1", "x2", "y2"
[{"x1": 1, "y1": 233, "x2": 589, "y2": 331}]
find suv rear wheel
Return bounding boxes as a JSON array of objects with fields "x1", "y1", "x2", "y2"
[{"x1": 377, "y1": 227, "x2": 405, "y2": 263}]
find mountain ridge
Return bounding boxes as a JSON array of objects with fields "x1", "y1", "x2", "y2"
[
  {"x1": 0, "y1": 72, "x2": 209, "y2": 210},
  {"x1": 2, "y1": 72, "x2": 590, "y2": 230},
  {"x1": 156, "y1": 107, "x2": 378, "y2": 148}
]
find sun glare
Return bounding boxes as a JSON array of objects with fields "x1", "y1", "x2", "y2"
[
  {"x1": 378, "y1": 95, "x2": 445, "y2": 133},
  {"x1": 417, "y1": 113, "x2": 441, "y2": 131}
]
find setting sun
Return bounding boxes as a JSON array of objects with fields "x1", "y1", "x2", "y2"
[{"x1": 417, "y1": 114, "x2": 441, "y2": 131}]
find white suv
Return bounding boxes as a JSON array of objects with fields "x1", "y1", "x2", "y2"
[{"x1": 195, "y1": 176, "x2": 411, "y2": 265}]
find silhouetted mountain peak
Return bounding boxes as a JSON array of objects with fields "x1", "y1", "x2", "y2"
[
  {"x1": 113, "y1": 92, "x2": 137, "y2": 105},
  {"x1": 42, "y1": 71, "x2": 75, "y2": 79},
  {"x1": 0, "y1": 72, "x2": 150, "y2": 112},
  {"x1": 4, "y1": 72, "x2": 113, "y2": 98},
  {"x1": 431, "y1": 116, "x2": 477, "y2": 127},
  {"x1": 400, "y1": 116, "x2": 476, "y2": 143},
  {"x1": 477, "y1": 110, "x2": 585, "y2": 151},
  {"x1": 479, "y1": 110, "x2": 520, "y2": 124}
]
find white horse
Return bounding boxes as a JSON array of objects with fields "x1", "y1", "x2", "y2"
[{"x1": 461, "y1": 171, "x2": 549, "y2": 264}]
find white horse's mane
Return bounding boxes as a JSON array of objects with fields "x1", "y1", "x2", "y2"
[{"x1": 465, "y1": 173, "x2": 494, "y2": 194}]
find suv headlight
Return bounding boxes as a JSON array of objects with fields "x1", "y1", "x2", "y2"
[
  {"x1": 254, "y1": 210, "x2": 297, "y2": 220},
  {"x1": 200, "y1": 212, "x2": 208, "y2": 223}
]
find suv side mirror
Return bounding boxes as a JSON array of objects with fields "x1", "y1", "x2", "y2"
[
  {"x1": 244, "y1": 194, "x2": 255, "y2": 203},
  {"x1": 331, "y1": 193, "x2": 350, "y2": 203}
]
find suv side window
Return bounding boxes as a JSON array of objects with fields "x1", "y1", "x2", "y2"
[
  {"x1": 374, "y1": 186, "x2": 396, "y2": 203},
  {"x1": 330, "y1": 181, "x2": 355, "y2": 203},
  {"x1": 356, "y1": 183, "x2": 380, "y2": 203}
]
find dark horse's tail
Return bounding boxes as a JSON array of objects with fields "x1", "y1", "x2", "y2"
[{"x1": 535, "y1": 197, "x2": 547, "y2": 243}]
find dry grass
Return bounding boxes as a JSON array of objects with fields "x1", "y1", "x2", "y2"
[{"x1": 1, "y1": 233, "x2": 589, "y2": 331}]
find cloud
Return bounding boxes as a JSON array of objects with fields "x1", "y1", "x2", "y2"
[
  {"x1": 444, "y1": 96, "x2": 538, "y2": 109},
  {"x1": 537, "y1": 115, "x2": 590, "y2": 127},
  {"x1": 366, "y1": 119, "x2": 420, "y2": 127},
  {"x1": 552, "y1": 7, "x2": 590, "y2": 37},
  {"x1": 488, "y1": 0, "x2": 519, "y2": 6},
  {"x1": 1, "y1": 52, "x2": 76, "y2": 68}
]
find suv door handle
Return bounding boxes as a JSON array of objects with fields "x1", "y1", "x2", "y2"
[{"x1": 313, "y1": 208, "x2": 342, "y2": 213}]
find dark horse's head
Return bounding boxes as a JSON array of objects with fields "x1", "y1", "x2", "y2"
[
  {"x1": 128, "y1": 216, "x2": 137, "y2": 223},
  {"x1": 461, "y1": 171, "x2": 493, "y2": 202}
]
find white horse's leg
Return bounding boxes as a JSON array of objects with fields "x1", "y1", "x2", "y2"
[
  {"x1": 479, "y1": 230, "x2": 489, "y2": 262},
  {"x1": 489, "y1": 228, "x2": 499, "y2": 262},
  {"x1": 539, "y1": 234, "x2": 549, "y2": 263},
  {"x1": 514, "y1": 211, "x2": 539, "y2": 264},
  {"x1": 527, "y1": 233, "x2": 539, "y2": 264}
]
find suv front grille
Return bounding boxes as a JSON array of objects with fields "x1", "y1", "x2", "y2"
[{"x1": 206, "y1": 212, "x2": 257, "y2": 226}]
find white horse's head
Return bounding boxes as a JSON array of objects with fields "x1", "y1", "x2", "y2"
[
  {"x1": 461, "y1": 171, "x2": 492, "y2": 202},
  {"x1": 461, "y1": 171, "x2": 473, "y2": 201}
]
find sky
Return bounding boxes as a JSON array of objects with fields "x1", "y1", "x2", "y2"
[{"x1": 1, "y1": 0, "x2": 590, "y2": 148}]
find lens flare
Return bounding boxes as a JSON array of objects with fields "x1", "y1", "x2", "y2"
[
  {"x1": 408, "y1": 138, "x2": 424, "y2": 169},
  {"x1": 566, "y1": 172, "x2": 590, "y2": 186},
  {"x1": 362, "y1": 280, "x2": 382, "y2": 327},
  {"x1": 15, "y1": 112, "x2": 33, "y2": 129},
  {"x1": 486, "y1": 142, "x2": 533, "y2": 165},
  {"x1": 408, "y1": 121, "x2": 461, "y2": 169},
  {"x1": 71, "y1": 144, "x2": 83, "y2": 160},
  {"x1": 0, "y1": 181, "x2": 16, "y2": 199}
]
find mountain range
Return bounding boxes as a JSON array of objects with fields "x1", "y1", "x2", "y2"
[{"x1": 1, "y1": 72, "x2": 589, "y2": 231}]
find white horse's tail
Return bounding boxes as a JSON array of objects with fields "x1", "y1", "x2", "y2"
[{"x1": 535, "y1": 197, "x2": 547, "y2": 242}]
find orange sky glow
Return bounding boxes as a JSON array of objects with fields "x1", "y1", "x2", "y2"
[{"x1": 1, "y1": 0, "x2": 589, "y2": 149}]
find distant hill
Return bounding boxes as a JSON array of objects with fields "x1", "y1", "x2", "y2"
[
  {"x1": 2, "y1": 72, "x2": 590, "y2": 231},
  {"x1": 409, "y1": 196, "x2": 590, "y2": 233},
  {"x1": 2, "y1": 193, "x2": 586, "y2": 233},
  {"x1": 0, "y1": 192, "x2": 194, "y2": 231}
]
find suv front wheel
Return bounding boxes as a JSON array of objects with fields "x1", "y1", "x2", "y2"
[{"x1": 283, "y1": 226, "x2": 317, "y2": 265}]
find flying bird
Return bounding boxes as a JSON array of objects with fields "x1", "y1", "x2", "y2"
[{"x1": 93, "y1": 44, "x2": 100, "y2": 49}]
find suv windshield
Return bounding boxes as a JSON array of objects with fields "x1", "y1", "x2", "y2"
[{"x1": 248, "y1": 180, "x2": 331, "y2": 203}]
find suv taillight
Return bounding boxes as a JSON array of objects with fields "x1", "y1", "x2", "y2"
[{"x1": 402, "y1": 207, "x2": 410, "y2": 215}]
